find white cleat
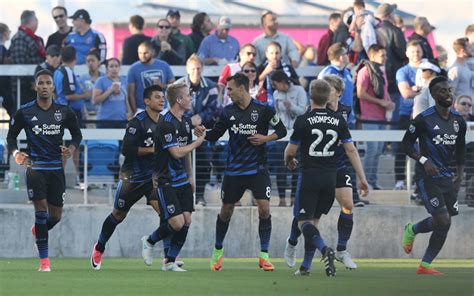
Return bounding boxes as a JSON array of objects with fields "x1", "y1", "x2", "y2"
[
  {"x1": 163, "y1": 257, "x2": 185, "y2": 268},
  {"x1": 284, "y1": 238, "x2": 297, "y2": 268},
  {"x1": 141, "y1": 236, "x2": 154, "y2": 266},
  {"x1": 336, "y1": 250, "x2": 357, "y2": 269},
  {"x1": 162, "y1": 262, "x2": 187, "y2": 272}
]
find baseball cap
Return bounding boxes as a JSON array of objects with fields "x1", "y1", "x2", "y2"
[
  {"x1": 218, "y1": 16, "x2": 232, "y2": 29},
  {"x1": 375, "y1": 3, "x2": 397, "y2": 17},
  {"x1": 46, "y1": 45, "x2": 61, "y2": 57},
  {"x1": 167, "y1": 9, "x2": 180, "y2": 18},
  {"x1": 414, "y1": 16, "x2": 436, "y2": 31},
  {"x1": 69, "y1": 9, "x2": 91, "y2": 23},
  {"x1": 419, "y1": 60, "x2": 441, "y2": 73}
]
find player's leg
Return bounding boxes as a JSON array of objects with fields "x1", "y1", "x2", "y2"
[
  {"x1": 334, "y1": 170, "x2": 357, "y2": 269},
  {"x1": 33, "y1": 199, "x2": 50, "y2": 272},
  {"x1": 210, "y1": 175, "x2": 243, "y2": 271}
]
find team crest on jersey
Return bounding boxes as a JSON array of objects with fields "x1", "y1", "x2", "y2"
[
  {"x1": 167, "y1": 204, "x2": 175, "y2": 214},
  {"x1": 128, "y1": 127, "x2": 136, "y2": 134},
  {"x1": 28, "y1": 189, "x2": 34, "y2": 199},
  {"x1": 453, "y1": 121, "x2": 459, "y2": 133},
  {"x1": 430, "y1": 197, "x2": 439, "y2": 207},
  {"x1": 251, "y1": 111, "x2": 259, "y2": 122},
  {"x1": 54, "y1": 111, "x2": 62, "y2": 122},
  {"x1": 409, "y1": 124, "x2": 416, "y2": 133},
  {"x1": 185, "y1": 122, "x2": 190, "y2": 134},
  {"x1": 118, "y1": 198, "x2": 125, "y2": 208},
  {"x1": 165, "y1": 133, "x2": 173, "y2": 142}
]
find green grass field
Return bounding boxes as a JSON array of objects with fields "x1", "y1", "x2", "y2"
[{"x1": 0, "y1": 258, "x2": 472, "y2": 296}]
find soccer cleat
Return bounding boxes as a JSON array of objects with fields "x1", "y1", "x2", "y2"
[
  {"x1": 163, "y1": 257, "x2": 185, "y2": 268},
  {"x1": 90, "y1": 243, "x2": 103, "y2": 270},
  {"x1": 38, "y1": 258, "x2": 51, "y2": 272},
  {"x1": 284, "y1": 238, "x2": 297, "y2": 268},
  {"x1": 416, "y1": 265, "x2": 444, "y2": 276},
  {"x1": 258, "y1": 252, "x2": 274, "y2": 271},
  {"x1": 294, "y1": 267, "x2": 311, "y2": 276},
  {"x1": 210, "y1": 247, "x2": 224, "y2": 271},
  {"x1": 162, "y1": 262, "x2": 187, "y2": 272},
  {"x1": 402, "y1": 223, "x2": 416, "y2": 254},
  {"x1": 141, "y1": 236, "x2": 154, "y2": 266},
  {"x1": 321, "y1": 247, "x2": 336, "y2": 277},
  {"x1": 336, "y1": 250, "x2": 357, "y2": 269}
]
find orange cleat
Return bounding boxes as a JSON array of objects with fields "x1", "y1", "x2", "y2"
[
  {"x1": 210, "y1": 247, "x2": 223, "y2": 272},
  {"x1": 258, "y1": 252, "x2": 274, "y2": 271},
  {"x1": 416, "y1": 265, "x2": 444, "y2": 276},
  {"x1": 38, "y1": 258, "x2": 51, "y2": 272}
]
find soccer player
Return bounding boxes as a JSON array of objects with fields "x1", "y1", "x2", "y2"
[
  {"x1": 401, "y1": 76, "x2": 466, "y2": 275},
  {"x1": 90, "y1": 85, "x2": 165, "y2": 270},
  {"x1": 284, "y1": 75, "x2": 368, "y2": 270},
  {"x1": 6, "y1": 69, "x2": 82, "y2": 272},
  {"x1": 141, "y1": 83, "x2": 206, "y2": 272},
  {"x1": 284, "y1": 79, "x2": 368, "y2": 276},
  {"x1": 196, "y1": 73, "x2": 287, "y2": 272}
]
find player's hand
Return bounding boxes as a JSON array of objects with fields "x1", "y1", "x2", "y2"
[
  {"x1": 423, "y1": 160, "x2": 439, "y2": 176},
  {"x1": 191, "y1": 114, "x2": 202, "y2": 127},
  {"x1": 195, "y1": 129, "x2": 206, "y2": 144},
  {"x1": 453, "y1": 176, "x2": 463, "y2": 193},
  {"x1": 358, "y1": 179, "x2": 369, "y2": 197},
  {"x1": 60, "y1": 145, "x2": 73, "y2": 159},
  {"x1": 194, "y1": 125, "x2": 206, "y2": 137},
  {"x1": 248, "y1": 134, "x2": 267, "y2": 146},
  {"x1": 286, "y1": 159, "x2": 299, "y2": 171},
  {"x1": 188, "y1": 176, "x2": 195, "y2": 193},
  {"x1": 14, "y1": 151, "x2": 29, "y2": 165}
]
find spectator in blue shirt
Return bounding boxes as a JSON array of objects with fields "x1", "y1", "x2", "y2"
[
  {"x1": 127, "y1": 41, "x2": 175, "y2": 115},
  {"x1": 65, "y1": 9, "x2": 106, "y2": 65},
  {"x1": 198, "y1": 16, "x2": 240, "y2": 65},
  {"x1": 317, "y1": 42, "x2": 355, "y2": 127},
  {"x1": 78, "y1": 48, "x2": 104, "y2": 116},
  {"x1": 54, "y1": 45, "x2": 89, "y2": 127},
  {"x1": 92, "y1": 58, "x2": 128, "y2": 128}
]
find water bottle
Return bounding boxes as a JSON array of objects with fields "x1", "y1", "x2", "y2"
[{"x1": 13, "y1": 173, "x2": 20, "y2": 191}]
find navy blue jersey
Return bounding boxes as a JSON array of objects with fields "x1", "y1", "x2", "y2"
[
  {"x1": 290, "y1": 108, "x2": 352, "y2": 172},
  {"x1": 402, "y1": 106, "x2": 466, "y2": 179},
  {"x1": 333, "y1": 103, "x2": 352, "y2": 171},
  {"x1": 120, "y1": 111, "x2": 157, "y2": 183},
  {"x1": 153, "y1": 111, "x2": 192, "y2": 187},
  {"x1": 205, "y1": 99, "x2": 286, "y2": 176},
  {"x1": 7, "y1": 101, "x2": 82, "y2": 170}
]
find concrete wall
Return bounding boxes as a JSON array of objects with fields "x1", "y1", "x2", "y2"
[{"x1": 0, "y1": 204, "x2": 473, "y2": 259}]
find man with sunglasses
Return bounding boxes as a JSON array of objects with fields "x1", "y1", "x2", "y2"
[
  {"x1": 218, "y1": 44, "x2": 257, "y2": 106},
  {"x1": 46, "y1": 6, "x2": 72, "y2": 49},
  {"x1": 151, "y1": 18, "x2": 185, "y2": 65}
]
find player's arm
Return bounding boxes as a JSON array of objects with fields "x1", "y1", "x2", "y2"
[
  {"x1": 62, "y1": 108, "x2": 83, "y2": 158},
  {"x1": 401, "y1": 116, "x2": 438, "y2": 175},
  {"x1": 168, "y1": 138, "x2": 205, "y2": 159},
  {"x1": 203, "y1": 110, "x2": 229, "y2": 142},
  {"x1": 158, "y1": 121, "x2": 205, "y2": 159},
  {"x1": 184, "y1": 153, "x2": 195, "y2": 192},
  {"x1": 342, "y1": 141, "x2": 369, "y2": 197},
  {"x1": 453, "y1": 119, "x2": 467, "y2": 192},
  {"x1": 6, "y1": 109, "x2": 29, "y2": 165},
  {"x1": 284, "y1": 118, "x2": 300, "y2": 170},
  {"x1": 248, "y1": 110, "x2": 287, "y2": 146},
  {"x1": 122, "y1": 120, "x2": 152, "y2": 158}
]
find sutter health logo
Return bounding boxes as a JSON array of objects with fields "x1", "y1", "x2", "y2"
[
  {"x1": 32, "y1": 124, "x2": 61, "y2": 135},
  {"x1": 432, "y1": 134, "x2": 457, "y2": 145},
  {"x1": 230, "y1": 123, "x2": 257, "y2": 135}
]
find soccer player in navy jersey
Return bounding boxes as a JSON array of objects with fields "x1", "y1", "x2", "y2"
[
  {"x1": 284, "y1": 75, "x2": 369, "y2": 270},
  {"x1": 401, "y1": 76, "x2": 466, "y2": 275},
  {"x1": 195, "y1": 73, "x2": 287, "y2": 271},
  {"x1": 90, "y1": 85, "x2": 165, "y2": 270},
  {"x1": 7, "y1": 69, "x2": 82, "y2": 272},
  {"x1": 284, "y1": 79, "x2": 368, "y2": 276},
  {"x1": 141, "y1": 83, "x2": 206, "y2": 272}
]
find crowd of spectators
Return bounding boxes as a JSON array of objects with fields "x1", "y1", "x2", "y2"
[{"x1": 0, "y1": 2, "x2": 472, "y2": 205}]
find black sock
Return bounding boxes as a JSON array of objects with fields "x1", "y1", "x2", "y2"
[
  {"x1": 167, "y1": 225, "x2": 190, "y2": 262},
  {"x1": 422, "y1": 221, "x2": 450, "y2": 264},
  {"x1": 215, "y1": 215, "x2": 229, "y2": 249},
  {"x1": 35, "y1": 211, "x2": 49, "y2": 259},
  {"x1": 148, "y1": 223, "x2": 175, "y2": 245},
  {"x1": 97, "y1": 214, "x2": 121, "y2": 252},
  {"x1": 259, "y1": 216, "x2": 272, "y2": 253},
  {"x1": 413, "y1": 217, "x2": 433, "y2": 234},
  {"x1": 337, "y1": 211, "x2": 353, "y2": 251}
]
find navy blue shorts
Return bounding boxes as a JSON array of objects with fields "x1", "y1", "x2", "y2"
[
  {"x1": 294, "y1": 171, "x2": 336, "y2": 220},
  {"x1": 336, "y1": 167, "x2": 352, "y2": 189},
  {"x1": 26, "y1": 168, "x2": 65, "y2": 207},
  {"x1": 114, "y1": 180, "x2": 157, "y2": 212},
  {"x1": 417, "y1": 177, "x2": 458, "y2": 216},
  {"x1": 156, "y1": 183, "x2": 194, "y2": 220},
  {"x1": 221, "y1": 170, "x2": 272, "y2": 204}
]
